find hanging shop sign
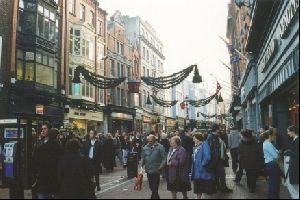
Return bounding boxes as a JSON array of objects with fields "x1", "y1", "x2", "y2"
[
  {"x1": 279, "y1": 0, "x2": 299, "y2": 39},
  {"x1": 143, "y1": 116, "x2": 152, "y2": 123},
  {"x1": 128, "y1": 81, "x2": 141, "y2": 93},
  {"x1": 35, "y1": 104, "x2": 44, "y2": 115},
  {"x1": 261, "y1": 39, "x2": 278, "y2": 72}
]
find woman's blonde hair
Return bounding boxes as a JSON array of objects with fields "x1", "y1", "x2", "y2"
[{"x1": 105, "y1": 133, "x2": 113, "y2": 140}]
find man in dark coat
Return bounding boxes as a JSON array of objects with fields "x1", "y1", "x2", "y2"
[
  {"x1": 285, "y1": 126, "x2": 299, "y2": 185},
  {"x1": 84, "y1": 130, "x2": 103, "y2": 191},
  {"x1": 180, "y1": 130, "x2": 194, "y2": 172},
  {"x1": 58, "y1": 139, "x2": 95, "y2": 199},
  {"x1": 206, "y1": 124, "x2": 232, "y2": 193},
  {"x1": 102, "y1": 133, "x2": 116, "y2": 172},
  {"x1": 32, "y1": 128, "x2": 62, "y2": 199},
  {"x1": 238, "y1": 129, "x2": 264, "y2": 193}
]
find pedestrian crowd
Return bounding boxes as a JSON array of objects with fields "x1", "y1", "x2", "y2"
[{"x1": 31, "y1": 122, "x2": 299, "y2": 199}]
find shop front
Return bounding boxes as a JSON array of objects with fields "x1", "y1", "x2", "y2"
[
  {"x1": 134, "y1": 109, "x2": 143, "y2": 133},
  {"x1": 256, "y1": 0, "x2": 299, "y2": 150},
  {"x1": 177, "y1": 117, "x2": 185, "y2": 130},
  {"x1": 64, "y1": 108, "x2": 103, "y2": 135},
  {"x1": 166, "y1": 118, "x2": 177, "y2": 133},
  {"x1": 142, "y1": 115, "x2": 152, "y2": 133},
  {"x1": 111, "y1": 112, "x2": 134, "y2": 134}
]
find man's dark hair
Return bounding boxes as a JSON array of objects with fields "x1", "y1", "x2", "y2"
[
  {"x1": 241, "y1": 129, "x2": 253, "y2": 138},
  {"x1": 211, "y1": 124, "x2": 220, "y2": 132},
  {"x1": 89, "y1": 130, "x2": 97, "y2": 135},
  {"x1": 42, "y1": 122, "x2": 52, "y2": 129},
  {"x1": 49, "y1": 128, "x2": 59, "y2": 141},
  {"x1": 287, "y1": 125, "x2": 299, "y2": 135},
  {"x1": 263, "y1": 125, "x2": 269, "y2": 131}
]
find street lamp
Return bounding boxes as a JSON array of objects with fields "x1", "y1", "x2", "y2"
[{"x1": 185, "y1": 96, "x2": 190, "y2": 129}]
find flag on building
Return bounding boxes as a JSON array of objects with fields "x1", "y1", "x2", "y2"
[{"x1": 219, "y1": 35, "x2": 243, "y2": 64}]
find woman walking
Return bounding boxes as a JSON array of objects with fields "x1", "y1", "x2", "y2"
[
  {"x1": 263, "y1": 130, "x2": 281, "y2": 199},
  {"x1": 166, "y1": 136, "x2": 191, "y2": 199},
  {"x1": 103, "y1": 133, "x2": 116, "y2": 172},
  {"x1": 191, "y1": 133, "x2": 215, "y2": 199}
]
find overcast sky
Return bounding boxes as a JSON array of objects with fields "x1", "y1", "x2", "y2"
[{"x1": 100, "y1": 0, "x2": 232, "y2": 99}]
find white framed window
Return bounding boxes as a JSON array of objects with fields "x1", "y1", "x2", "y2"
[{"x1": 79, "y1": 4, "x2": 85, "y2": 21}]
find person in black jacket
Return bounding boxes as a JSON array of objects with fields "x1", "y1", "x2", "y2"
[
  {"x1": 32, "y1": 128, "x2": 62, "y2": 199},
  {"x1": 58, "y1": 139, "x2": 96, "y2": 199},
  {"x1": 102, "y1": 133, "x2": 116, "y2": 172},
  {"x1": 285, "y1": 126, "x2": 299, "y2": 185},
  {"x1": 238, "y1": 129, "x2": 264, "y2": 193},
  {"x1": 84, "y1": 130, "x2": 103, "y2": 191},
  {"x1": 180, "y1": 130, "x2": 194, "y2": 173}
]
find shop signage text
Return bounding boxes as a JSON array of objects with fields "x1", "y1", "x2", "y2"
[
  {"x1": 279, "y1": 0, "x2": 299, "y2": 39},
  {"x1": 261, "y1": 39, "x2": 278, "y2": 72},
  {"x1": 0, "y1": 119, "x2": 17, "y2": 124},
  {"x1": 112, "y1": 113, "x2": 133, "y2": 120}
]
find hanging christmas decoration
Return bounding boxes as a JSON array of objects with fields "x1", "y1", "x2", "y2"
[
  {"x1": 141, "y1": 65, "x2": 201, "y2": 89},
  {"x1": 150, "y1": 95, "x2": 178, "y2": 107},
  {"x1": 187, "y1": 82, "x2": 222, "y2": 107},
  {"x1": 72, "y1": 66, "x2": 126, "y2": 89}
]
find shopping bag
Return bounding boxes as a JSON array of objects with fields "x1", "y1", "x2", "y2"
[{"x1": 134, "y1": 167, "x2": 144, "y2": 191}]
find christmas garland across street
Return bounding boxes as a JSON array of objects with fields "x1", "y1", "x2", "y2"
[
  {"x1": 150, "y1": 95, "x2": 178, "y2": 107},
  {"x1": 200, "y1": 113, "x2": 231, "y2": 120},
  {"x1": 141, "y1": 65, "x2": 201, "y2": 89},
  {"x1": 72, "y1": 66, "x2": 126, "y2": 89},
  {"x1": 187, "y1": 82, "x2": 222, "y2": 107}
]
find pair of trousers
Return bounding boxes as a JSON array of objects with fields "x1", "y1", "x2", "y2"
[
  {"x1": 245, "y1": 169, "x2": 258, "y2": 190},
  {"x1": 265, "y1": 161, "x2": 281, "y2": 199},
  {"x1": 214, "y1": 163, "x2": 226, "y2": 190},
  {"x1": 147, "y1": 173, "x2": 160, "y2": 199},
  {"x1": 235, "y1": 167, "x2": 244, "y2": 182},
  {"x1": 230, "y1": 148, "x2": 239, "y2": 172}
]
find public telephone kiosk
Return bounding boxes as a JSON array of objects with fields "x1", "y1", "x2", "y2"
[{"x1": 3, "y1": 141, "x2": 18, "y2": 179}]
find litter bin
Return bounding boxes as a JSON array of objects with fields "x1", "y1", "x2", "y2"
[{"x1": 127, "y1": 152, "x2": 138, "y2": 178}]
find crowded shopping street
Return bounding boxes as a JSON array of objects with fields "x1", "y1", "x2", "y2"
[{"x1": 0, "y1": 0, "x2": 299, "y2": 199}]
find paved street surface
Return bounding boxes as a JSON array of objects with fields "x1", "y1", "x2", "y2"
[
  {"x1": 98, "y1": 167, "x2": 291, "y2": 199},
  {"x1": 0, "y1": 159, "x2": 292, "y2": 199}
]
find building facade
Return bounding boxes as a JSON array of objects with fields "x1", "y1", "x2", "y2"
[
  {"x1": 64, "y1": 0, "x2": 107, "y2": 135},
  {"x1": 105, "y1": 10, "x2": 139, "y2": 133},
  {"x1": 122, "y1": 15, "x2": 166, "y2": 134}
]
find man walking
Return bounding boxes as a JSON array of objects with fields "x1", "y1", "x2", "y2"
[
  {"x1": 84, "y1": 130, "x2": 103, "y2": 191},
  {"x1": 141, "y1": 134, "x2": 166, "y2": 199},
  {"x1": 207, "y1": 124, "x2": 232, "y2": 193},
  {"x1": 228, "y1": 128, "x2": 241, "y2": 173}
]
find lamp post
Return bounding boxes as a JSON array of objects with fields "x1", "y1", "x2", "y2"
[{"x1": 185, "y1": 96, "x2": 190, "y2": 130}]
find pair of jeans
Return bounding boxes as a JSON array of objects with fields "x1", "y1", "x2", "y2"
[
  {"x1": 230, "y1": 148, "x2": 239, "y2": 172},
  {"x1": 147, "y1": 173, "x2": 160, "y2": 199},
  {"x1": 265, "y1": 161, "x2": 281, "y2": 199}
]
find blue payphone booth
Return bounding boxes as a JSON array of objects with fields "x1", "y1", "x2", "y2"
[{"x1": 3, "y1": 141, "x2": 18, "y2": 179}]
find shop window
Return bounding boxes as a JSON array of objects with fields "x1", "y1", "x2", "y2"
[
  {"x1": 24, "y1": 12, "x2": 35, "y2": 34},
  {"x1": 35, "y1": 52, "x2": 57, "y2": 87},
  {"x1": 25, "y1": 62, "x2": 34, "y2": 81},
  {"x1": 16, "y1": 49, "x2": 24, "y2": 80},
  {"x1": 18, "y1": 1, "x2": 24, "y2": 32},
  {"x1": 37, "y1": 4, "x2": 55, "y2": 42}
]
